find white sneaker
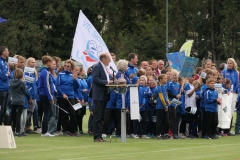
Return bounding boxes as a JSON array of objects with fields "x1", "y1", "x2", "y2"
[
  {"x1": 55, "y1": 131, "x2": 63, "y2": 136},
  {"x1": 130, "y1": 133, "x2": 135, "y2": 138},
  {"x1": 142, "y1": 135, "x2": 150, "y2": 138},
  {"x1": 134, "y1": 134, "x2": 139, "y2": 139},
  {"x1": 102, "y1": 134, "x2": 107, "y2": 138},
  {"x1": 41, "y1": 132, "x2": 55, "y2": 137}
]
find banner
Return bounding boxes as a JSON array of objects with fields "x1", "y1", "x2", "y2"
[
  {"x1": 70, "y1": 10, "x2": 117, "y2": 72},
  {"x1": 130, "y1": 87, "x2": 140, "y2": 120},
  {"x1": 179, "y1": 57, "x2": 199, "y2": 78},
  {"x1": 179, "y1": 40, "x2": 193, "y2": 56},
  {"x1": 166, "y1": 51, "x2": 185, "y2": 71},
  {"x1": 217, "y1": 93, "x2": 237, "y2": 129}
]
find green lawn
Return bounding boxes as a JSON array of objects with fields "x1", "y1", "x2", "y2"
[{"x1": 1, "y1": 112, "x2": 240, "y2": 160}]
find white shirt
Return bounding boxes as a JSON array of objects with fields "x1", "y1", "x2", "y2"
[
  {"x1": 100, "y1": 61, "x2": 109, "y2": 82},
  {"x1": 184, "y1": 83, "x2": 196, "y2": 108}
]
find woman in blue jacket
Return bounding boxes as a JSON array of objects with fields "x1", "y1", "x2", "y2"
[
  {"x1": 221, "y1": 58, "x2": 239, "y2": 93},
  {"x1": 76, "y1": 67, "x2": 89, "y2": 134},
  {"x1": 56, "y1": 60, "x2": 79, "y2": 137}
]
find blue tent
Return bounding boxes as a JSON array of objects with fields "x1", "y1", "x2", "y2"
[{"x1": 0, "y1": 17, "x2": 7, "y2": 23}]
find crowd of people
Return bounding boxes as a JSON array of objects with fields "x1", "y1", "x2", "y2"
[{"x1": 0, "y1": 45, "x2": 240, "y2": 142}]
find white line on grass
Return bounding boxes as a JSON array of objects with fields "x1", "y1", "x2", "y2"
[{"x1": 58, "y1": 143, "x2": 240, "y2": 160}]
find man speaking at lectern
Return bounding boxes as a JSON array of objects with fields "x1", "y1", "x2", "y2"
[{"x1": 91, "y1": 53, "x2": 112, "y2": 142}]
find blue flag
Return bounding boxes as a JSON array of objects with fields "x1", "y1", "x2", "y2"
[
  {"x1": 0, "y1": 17, "x2": 7, "y2": 23},
  {"x1": 166, "y1": 51, "x2": 185, "y2": 71},
  {"x1": 179, "y1": 57, "x2": 199, "y2": 78}
]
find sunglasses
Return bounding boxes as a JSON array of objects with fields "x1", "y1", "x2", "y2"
[{"x1": 64, "y1": 65, "x2": 70, "y2": 68}]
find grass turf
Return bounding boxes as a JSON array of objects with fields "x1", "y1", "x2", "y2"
[{"x1": 1, "y1": 112, "x2": 240, "y2": 160}]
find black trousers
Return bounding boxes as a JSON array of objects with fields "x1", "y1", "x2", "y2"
[
  {"x1": 201, "y1": 108, "x2": 207, "y2": 136},
  {"x1": 37, "y1": 101, "x2": 43, "y2": 128},
  {"x1": 169, "y1": 107, "x2": 176, "y2": 134},
  {"x1": 7, "y1": 105, "x2": 24, "y2": 133},
  {"x1": 205, "y1": 111, "x2": 218, "y2": 137},
  {"x1": 92, "y1": 100, "x2": 107, "y2": 140},
  {"x1": 156, "y1": 109, "x2": 169, "y2": 136},
  {"x1": 103, "y1": 108, "x2": 118, "y2": 135},
  {"x1": 57, "y1": 98, "x2": 77, "y2": 133},
  {"x1": 76, "y1": 106, "x2": 86, "y2": 132}
]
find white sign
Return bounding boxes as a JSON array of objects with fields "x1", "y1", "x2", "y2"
[
  {"x1": 171, "y1": 98, "x2": 182, "y2": 105},
  {"x1": 70, "y1": 10, "x2": 117, "y2": 72},
  {"x1": 73, "y1": 103, "x2": 82, "y2": 110},
  {"x1": 24, "y1": 67, "x2": 35, "y2": 74},
  {"x1": 0, "y1": 126, "x2": 16, "y2": 148},
  {"x1": 217, "y1": 93, "x2": 237, "y2": 129},
  {"x1": 130, "y1": 87, "x2": 140, "y2": 120},
  {"x1": 8, "y1": 57, "x2": 18, "y2": 64}
]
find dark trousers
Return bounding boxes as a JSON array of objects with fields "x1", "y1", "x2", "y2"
[
  {"x1": 0, "y1": 91, "x2": 8, "y2": 125},
  {"x1": 88, "y1": 110, "x2": 94, "y2": 133},
  {"x1": 115, "y1": 109, "x2": 121, "y2": 136},
  {"x1": 58, "y1": 98, "x2": 77, "y2": 133},
  {"x1": 205, "y1": 111, "x2": 218, "y2": 137},
  {"x1": 37, "y1": 101, "x2": 43, "y2": 128},
  {"x1": 103, "y1": 108, "x2": 118, "y2": 135},
  {"x1": 147, "y1": 109, "x2": 154, "y2": 134},
  {"x1": 7, "y1": 105, "x2": 24, "y2": 133},
  {"x1": 173, "y1": 113, "x2": 181, "y2": 135},
  {"x1": 76, "y1": 106, "x2": 86, "y2": 132},
  {"x1": 133, "y1": 110, "x2": 147, "y2": 135},
  {"x1": 92, "y1": 100, "x2": 107, "y2": 140},
  {"x1": 179, "y1": 114, "x2": 186, "y2": 134},
  {"x1": 201, "y1": 108, "x2": 207, "y2": 136},
  {"x1": 40, "y1": 96, "x2": 52, "y2": 134},
  {"x1": 169, "y1": 107, "x2": 176, "y2": 134},
  {"x1": 156, "y1": 109, "x2": 169, "y2": 136}
]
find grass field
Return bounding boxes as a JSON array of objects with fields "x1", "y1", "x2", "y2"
[{"x1": 1, "y1": 112, "x2": 240, "y2": 160}]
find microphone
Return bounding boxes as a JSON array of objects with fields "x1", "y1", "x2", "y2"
[{"x1": 110, "y1": 66, "x2": 116, "y2": 72}]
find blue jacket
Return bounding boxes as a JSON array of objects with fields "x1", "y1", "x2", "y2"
[
  {"x1": 125, "y1": 64, "x2": 138, "y2": 78},
  {"x1": 0, "y1": 56, "x2": 9, "y2": 91},
  {"x1": 177, "y1": 92, "x2": 185, "y2": 114},
  {"x1": 154, "y1": 84, "x2": 169, "y2": 110},
  {"x1": 25, "y1": 72, "x2": 38, "y2": 99},
  {"x1": 139, "y1": 85, "x2": 151, "y2": 111},
  {"x1": 236, "y1": 87, "x2": 240, "y2": 110},
  {"x1": 200, "y1": 84, "x2": 208, "y2": 108},
  {"x1": 116, "y1": 70, "x2": 131, "y2": 84},
  {"x1": 86, "y1": 74, "x2": 94, "y2": 110},
  {"x1": 38, "y1": 66, "x2": 54, "y2": 101},
  {"x1": 56, "y1": 71, "x2": 79, "y2": 98},
  {"x1": 77, "y1": 78, "x2": 89, "y2": 102},
  {"x1": 107, "y1": 89, "x2": 118, "y2": 109},
  {"x1": 116, "y1": 90, "x2": 130, "y2": 109},
  {"x1": 204, "y1": 88, "x2": 219, "y2": 112},
  {"x1": 167, "y1": 81, "x2": 180, "y2": 107},
  {"x1": 221, "y1": 69, "x2": 239, "y2": 93}
]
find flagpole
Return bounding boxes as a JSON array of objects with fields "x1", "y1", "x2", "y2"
[{"x1": 166, "y1": 0, "x2": 168, "y2": 55}]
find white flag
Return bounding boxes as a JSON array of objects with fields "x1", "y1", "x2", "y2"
[{"x1": 71, "y1": 10, "x2": 117, "y2": 72}]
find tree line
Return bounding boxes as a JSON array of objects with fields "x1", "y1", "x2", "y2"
[{"x1": 0, "y1": 0, "x2": 239, "y2": 64}]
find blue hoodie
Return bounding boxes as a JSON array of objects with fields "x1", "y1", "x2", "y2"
[
  {"x1": 25, "y1": 72, "x2": 38, "y2": 99},
  {"x1": 200, "y1": 84, "x2": 209, "y2": 109},
  {"x1": 154, "y1": 84, "x2": 169, "y2": 110},
  {"x1": 177, "y1": 91, "x2": 185, "y2": 114},
  {"x1": 107, "y1": 90, "x2": 118, "y2": 109},
  {"x1": 125, "y1": 64, "x2": 138, "y2": 78},
  {"x1": 204, "y1": 88, "x2": 219, "y2": 112},
  {"x1": 0, "y1": 56, "x2": 9, "y2": 91},
  {"x1": 167, "y1": 81, "x2": 180, "y2": 107},
  {"x1": 138, "y1": 85, "x2": 147, "y2": 111},
  {"x1": 221, "y1": 69, "x2": 239, "y2": 93},
  {"x1": 38, "y1": 66, "x2": 54, "y2": 101},
  {"x1": 236, "y1": 86, "x2": 240, "y2": 110},
  {"x1": 86, "y1": 74, "x2": 94, "y2": 110},
  {"x1": 116, "y1": 70, "x2": 131, "y2": 84},
  {"x1": 77, "y1": 77, "x2": 89, "y2": 102},
  {"x1": 56, "y1": 70, "x2": 79, "y2": 98}
]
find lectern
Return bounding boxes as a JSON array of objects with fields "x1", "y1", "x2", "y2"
[{"x1": 106, "y1": 83, "x2": 138, "y2": 142}]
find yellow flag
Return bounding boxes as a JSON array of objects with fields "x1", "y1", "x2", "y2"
[{"x1": 179, "y1": 40, "x2": 193, "y2": 56}]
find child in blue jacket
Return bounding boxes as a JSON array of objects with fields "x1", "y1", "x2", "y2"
[
  {"x1": 204, "y1": 78, "x2": 221, "y2": 139},
  {"x1": 155, "y1": 74, "x2": 170, "y2": 139},
  {"x1": 235, "y1": 84, "x2": 240, "y2": 135}
]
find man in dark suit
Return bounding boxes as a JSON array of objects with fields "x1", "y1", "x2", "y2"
[{"x1": 92, "y1": 53, "x2": 112, "y2": 142}]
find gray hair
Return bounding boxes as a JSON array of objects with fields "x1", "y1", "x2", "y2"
[{"x1": 117, "y1": 59, "x2": 128, "y2": 70}]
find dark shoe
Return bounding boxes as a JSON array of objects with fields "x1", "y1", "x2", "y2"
[
  {"x1": 94, "y1": 139, "x2": 104, "y2": 142},
  {"x1": 62, "y1": 131, "x2": 69, "y2": 136},
  {"x1": 20, "y1": 132, "x2": 27, "y2": 136},
  {"x1": 26, "y1": 129, "x2": 37, "y2": 134},
  {"x1": 211, "y1": 135, "x2": 218, "y2": 139},
  {"x1": 101, "y1": 138, "x2": 109, "y2": 142},
  {"x1": 186, "y1": 135, "x2": 197, "y2": 139},
  {"x1": 14, "y1": 133, "x2": 21, "y2": 137}
]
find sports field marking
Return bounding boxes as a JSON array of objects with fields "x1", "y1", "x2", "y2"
[{"x1": 59, "y1": 143, "x2": 240, "y2": 160}]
